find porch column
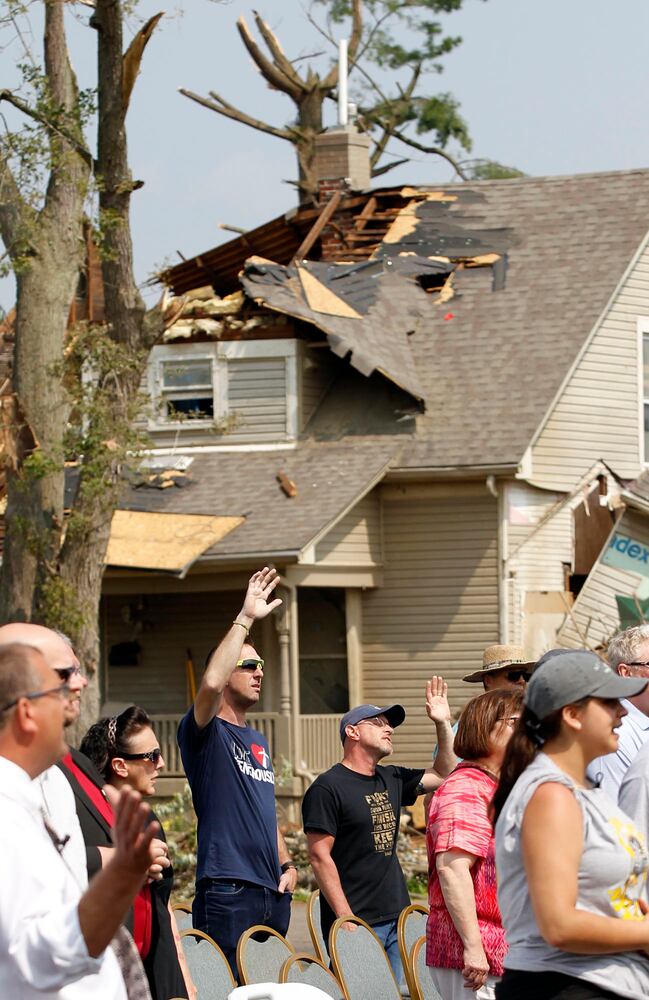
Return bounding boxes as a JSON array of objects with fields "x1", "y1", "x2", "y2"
[
  {"x1": 345, "y1": 589, "x2": 362, "y2": 706},
  {"x1": 275, "y1": 594, "x2": 292, "y2": 717}
]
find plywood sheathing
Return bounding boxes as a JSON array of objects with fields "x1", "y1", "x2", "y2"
[
  {"x1": 297, "y1": 266, "x2": 362, "y2": 319},
  {"x1": 383, "y1": 192, "x2": 459, "y2": 246},
  {"x1": 105, "y1": 510, "x2": 244, "y2": 576}
]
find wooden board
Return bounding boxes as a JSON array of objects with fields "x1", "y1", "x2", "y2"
[
  {"x1": 105, "y1": 510, "x2": 245, "y2": 576},
  {"x1": 297, "y1": 267, "x2": 362, "y2": 319}
]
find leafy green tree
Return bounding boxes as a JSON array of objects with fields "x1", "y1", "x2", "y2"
[
  {"x1": 181, "y1": 0, "x2": 480, "y2": 202},
  {"x1": 463, "y1": 158, "x2": 526, "y2": 180}
]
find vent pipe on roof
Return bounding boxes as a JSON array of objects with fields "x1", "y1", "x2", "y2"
[
  {"x1": 338, "y1": 39, "x2": 348, "y2": 127},
  {"x1": 314, "y1": 37, "x2": 370, "y2": 203}
]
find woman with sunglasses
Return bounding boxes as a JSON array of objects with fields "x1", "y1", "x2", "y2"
[
  {"x1": 81, "y1": 706, "x2": 194, "y2": 1000},
  {"x1": 426, "y1": 688, "x2": 523, "y2": 999},
  {"x1": 492, "y1": 650, "x2": 649, "y2": 1000}
]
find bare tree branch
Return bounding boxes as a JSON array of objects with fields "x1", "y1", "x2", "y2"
[
  {"x1": 252, "y1": 11, "x2": 304, "y2": 89},
  {"x1": 236, "y1": 15, "x2": 304, "y2": 101},
  {"x1": 370, "y1": 156, "x2": 409, "y2": 178},
  {"x1": 322, "y1": 0, "x2": 361, "y2": 89},
  {"x1": 122, "y1": 12, "x2": 164, "y2": 113},
  {"x1": 390, "y1": 129, "x2": 467, "y2": 179},
  {"x1": 180, "y1": 87, "x2": 292, "y2": 140}
]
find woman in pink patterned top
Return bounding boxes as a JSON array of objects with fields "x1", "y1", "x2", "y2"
[{"x1": 426, "y1": 688, "x2": 523, "y2": 1000}]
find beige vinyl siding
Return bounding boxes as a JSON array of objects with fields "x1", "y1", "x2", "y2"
[
  {"x1": 315, "y1": 491, "x2": 382, "y2": 565},
  {"x1": 103, "y1": 589, "x2": 281, "y2": 714},
  {"x1": 226, "y1": 357, "x2": 288, "y2": 443},
  {"x1": 531, "y1": 244, "x2": 649, "y2": 490},
  {"x1": 558, "y1": 510, "x2": 649, "y2": 649},
  {"x1": 361, "y1": 491, "x2": 499, "y2": 767},
  {"x1": 505, "y1": 484, "x2": 572, "y2": 646}
]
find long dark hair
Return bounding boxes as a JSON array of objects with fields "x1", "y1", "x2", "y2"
[
  {"x1": 491, "y1": 704, "x2": 566, "y2": 825},
  {"x1": 80, "y1": 705, "x2": 152, "y2": 782}
]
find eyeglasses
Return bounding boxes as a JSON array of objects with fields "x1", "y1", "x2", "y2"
[
  {"x1": 236, "y1": 658, "x2": 264, "y2": 672},
  {"x1": 357, "y1": 716, "x2": 391, "y2": 729},
  {"x1": 119, "y1": 748, "x2": 163, "y2": 764},
  {"x1": 54, "y1": 665, "x2": 82, "y2": 682},
  {"x1": 626, "y1": 661, "x2": 649, "y2": 668},
  {"x1": 504, "y1": 715, "x2": 520, "y2": 726},
  {"x1": 505, "y1": 670, "x2": 532, "y2": 683},
  {"x1": 0, "y1": 680, "x2": 71, "y2": 714}
]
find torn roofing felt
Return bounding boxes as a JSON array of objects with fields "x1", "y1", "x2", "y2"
[
  {"x1": 239, "y1": 188, "x2": 518, "y2": 407},
  {"x1": 241, "y1": 256, "x2": 428, "y2": 403}
]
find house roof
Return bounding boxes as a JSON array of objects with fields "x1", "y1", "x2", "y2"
[
  {"x1": 388, "y1": 171, "x2": 649, "y2": 469},
  {"x1": 117, "y1": 439, "x2": 401, "y2": 561},
  {"x1": 162, "y1": 169, "x2": 649, "y2": 472}
]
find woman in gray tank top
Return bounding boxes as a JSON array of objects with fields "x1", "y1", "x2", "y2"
[{"x1": 492, "y1": 650, "x2": 649, "y2": 1000}]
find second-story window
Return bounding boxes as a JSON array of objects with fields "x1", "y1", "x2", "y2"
[
  {"x1": 160, "y1": 357, "x2": 214, "y2": 420},
  {"x1": 148, "y1": 339, "x2": 298, "y2": 444}
]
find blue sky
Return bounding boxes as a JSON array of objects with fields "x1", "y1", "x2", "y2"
[{"x1": 2, "y1": 0, "x2": 649, "y2": 308}]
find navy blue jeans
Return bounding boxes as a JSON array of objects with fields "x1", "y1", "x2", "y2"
[
  {"x1": 193, "y1": 878, "x2": 291, "y2": 982},
  {"x1": 372, "y1": 918, "x2": 403, "y2": 987}
]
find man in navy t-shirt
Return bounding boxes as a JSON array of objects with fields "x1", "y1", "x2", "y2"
[{"x1": 177, "y1": 567, "x2": 296, "y2": 979}]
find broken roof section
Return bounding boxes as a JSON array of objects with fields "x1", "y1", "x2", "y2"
[
  {"x1": 236, "y1": 188, "x2": 516, "y2": 405},
  {"x1": 161, "y1": 170, "x2": 649, "y2": 470}
]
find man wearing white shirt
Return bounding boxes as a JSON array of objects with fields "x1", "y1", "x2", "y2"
[
  {"x1": 0, "y1": 641, "x2": 158, "y2": 999},
  {"x1": 586, "y1": 624, "x2": 649, "y2": 798}
]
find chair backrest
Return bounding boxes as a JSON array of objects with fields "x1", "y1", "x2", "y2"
[
  {"x1": 329, "y1": 916, "x2": 401, "y2": 1000},
  {"x1": 280, "y1": 952, "x2": 345, "y2": 1000},
  {"x1": 171, "y1": 902, "x2": 194, "y2": 932},
  {"x1": 411, "y1": 936, "x2": 441, "y2": 1000},
  {"x1": 180, "y1": 928, "x2": 236, "y2": 1000},
  {"x1": 307, "y1": 890, "x2": 328, "y2": 963},
  {"x1": 397, "y1": 904, "x2": 429, "y2": 998},
  {"x1": 236, "y1": 925, "x2": 296, "y2": 986}
]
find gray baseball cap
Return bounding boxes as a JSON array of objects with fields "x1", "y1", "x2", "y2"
[
  {"x1": 339, "y1": 704, "x2": 405, "y2": 744},
  {"x1": 525, "y1": 650, "x2": 647, "y2": 720}
]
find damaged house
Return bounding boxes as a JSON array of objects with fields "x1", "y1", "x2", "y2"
[{"x1": 21, "y1": 127, "x2": 649, "y2": 796}]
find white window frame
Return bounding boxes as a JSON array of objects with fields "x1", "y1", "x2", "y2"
[
  {"x1": 638, "y1": 317, "x2": 649, "y2": 465},
  {"x1": 148, "y1": 339, "x2": 298, "y2": 441}
]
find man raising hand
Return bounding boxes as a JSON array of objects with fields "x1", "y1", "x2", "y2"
[{"x1": 177, "y1": 567, "x2": 296, "y2": 979}]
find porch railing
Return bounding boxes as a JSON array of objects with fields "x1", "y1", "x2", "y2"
[
  {"x1": 151, "y1": 711, "x2": 340, "y2": 778},
  {"x1": 298, "y1": 714, "x2": 340, "y2": 773}
]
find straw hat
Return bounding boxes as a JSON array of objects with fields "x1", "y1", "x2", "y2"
[{"x1": 462, "y1": 643, "x2": 535, "y2": 684}]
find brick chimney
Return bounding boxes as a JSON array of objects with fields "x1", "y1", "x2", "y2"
[
  {"x1": 313, "y1": 125, "x2": 371, "y2": 258},
  {"x1": 314, "y1": 125, "x2": 371, "y2": 198}
]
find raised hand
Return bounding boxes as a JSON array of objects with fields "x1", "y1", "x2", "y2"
[
  {"x1": 425, "y1": 675, "x2": 451, "y2": 724},
  {"x1": 240, "y1": 566, "x2": 283, "y2": 622}
]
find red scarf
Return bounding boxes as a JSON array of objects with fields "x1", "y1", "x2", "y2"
[{"x1": 61, "y1": 753, "x2": 153, "y2": 958}]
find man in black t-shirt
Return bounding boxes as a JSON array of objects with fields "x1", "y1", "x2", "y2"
[{"x1": 302, "y1": 679, "x2": 455, "y2": 984}]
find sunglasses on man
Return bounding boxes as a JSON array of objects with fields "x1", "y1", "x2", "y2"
[
  {"x1": 54, "y1": 665, "x2": 83, "y2": 682},
  {"x1": 235, "y1": 658, "x2": 265, "y2": 672},
  {"x1": 505, "y1": 669, "x2": 532, "y2": 683}
]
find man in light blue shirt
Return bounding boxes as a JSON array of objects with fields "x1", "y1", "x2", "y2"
[{"x1": 586, "y1": 624, "x2": 649, "y2": 799}]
